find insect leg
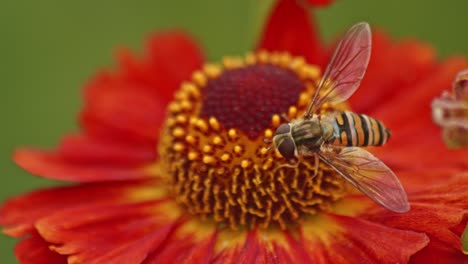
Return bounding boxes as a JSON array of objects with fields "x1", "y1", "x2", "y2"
[
  {"x1": 281, "y1": 113, "x2": 291, "y2": 122},
  {"x1": 313, "y1": 153, "x2": 319, "y2": 178},
  {"x1": 273, "y1": 158, "x2": 299, "y2": 173}
]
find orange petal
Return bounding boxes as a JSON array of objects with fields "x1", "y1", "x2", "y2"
[
  {"x1": 14, "y1": 231, "x2": 67, "y2": 264},
  {"x1": 301, "y1": 213, "x2": 429, "y2": 263},
  {"x1": 14, "y1": 148, "x2": 152, "y2": 182},
  {"x1": 0, "y1": 180, "x2": 161, "y2": 237}
]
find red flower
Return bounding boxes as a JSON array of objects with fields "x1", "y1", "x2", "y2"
[{"x1": 1, "y1": 0, "x2": 467, "y2": 263}]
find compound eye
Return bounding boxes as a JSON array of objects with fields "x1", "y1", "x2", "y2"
[
  {"x1": 278, "y1": 137, "x2": 295, "y2": 160},
  {"x1": 275, "y1": 124, "x2": 290, "y2": 135}
]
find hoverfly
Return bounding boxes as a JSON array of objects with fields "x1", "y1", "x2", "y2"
[{"x1": 272, "y1": 22, "x2": 410, "y2": 213}]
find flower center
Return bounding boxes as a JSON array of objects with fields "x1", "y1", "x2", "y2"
[
  {"x1": 200, "y1": 64, "x2": 305, "y2": 139},
  {"x1": 158, "y1": 52, "x2": 348, "y2": 230}
]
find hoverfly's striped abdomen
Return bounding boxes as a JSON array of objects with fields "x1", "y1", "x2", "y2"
[{"x1": 331, "y1": 111, "x2": 391, "y2": 147}]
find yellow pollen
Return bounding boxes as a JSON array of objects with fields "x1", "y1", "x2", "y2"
[
  {"x1": 220, "y1": 153, "x2": 232, "y2": 162},
  {"x1": 259, "y1": 147, "x2": 269, "y2": 156},
  {"x1": 203, "y1": 155, "x2": 217, "y2": 165},
  {"x1": 166, "y1": 117, "x2": 176, "y2": 127},
  {"x1": 289, "y1": 57, "x2": 306, "y2": 71},
  {"x1": 269, "y1": 52, "x2": 281, "y2": 65},
  {"x1": 241, "y1": 159, "x2": 251, "y2": 169},
  {"x1": 173, "y1": 143, "x2": 185, "y2": 152},
  {"x1": 181, "y1": 82, "x2": 201, "y2": 99},
  {"x1": 158, "y1": 51, "x2": 349, "y2": 230},
  {"x1": 168, "y1": 102, "x2": 181, "y2": 113},
  {"x1": 223, "y1": 56, "x2": 244, "y2": 69},
  {"x1": 228, "y1": 129, "x2": 238, "y2": 141},
  {"x1": 203, "y1": 144, "x2": 214, "y2": 153},
  {"x1": 279, "y1": 53, "x2": 292, "y2": 68},
  {"x1": 212, "y1": 136, "x2": 224, "y2": 146},
  {"x1": 175, "y1": 114, "x2": 187, "y2": 124},
  {"x1": 195, "y1": 119, "x2": 209, "y2": 132},
  {"x1": 299, "y1": 65, "x2": 321, "y2": 80},
  {"x1": 203, "y1": 64, "x2": 222, "y2": 79},
  {"x1": 272, "y1": 114, "x2": 281, "y2": 127},
  {"x1": 180, "y1": 100, "x2": 192, "y2": 111},
  {"x1": 233, "y1": 145, "x2": 244, "y2": 156},
  {"x1": 209, "y1": 117, "x2": 221, "y2": 131},
  {"x1": 298, "y1": 92, "x2": 310, "y2": 107},
  {"x1": 288, "y1": 106, "x2": 298, "y2": 119},
  {"x1": 172, "y1": 127, "x2": 185, "y2": 138},
  {"x1": 188, "y1": 151, "x2": 199, "y2": 161},
  {"x1": 256, "y1": 50, "x2": 269, "y2": 63},
  {"x1": 174, "y1": 90, "x2": 188, "y2": 101},
  {"x1": 185, "y1": 135, "x2": 198, "y2": 145},
  {"x1": 244, "y1": 52, "x2": 257, "y2": 65},
  {"x1": 192, "y1": 70, "x2": 207, "y2": 87}
]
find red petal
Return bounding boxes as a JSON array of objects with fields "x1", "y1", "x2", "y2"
[
  {"x1": 14, "y1": 148, "x2": 151, "y2": 182},
  {"x1": 301, "y1": 214, "x2": 429, "y2": 263},
  {"x1": 117, "y1": 31, "x2": 204, "y2": 103},
  {"x1": 78, "y1": 223, "x2": 176, "y2": 264},
  {"x1": 257, "y1": 0, "x2": 326, "y2": 66},
  {"x1": 374, "y1": 57, "x2": 468, "y2": 129},
  {"x1": 84, "y1": 31, "x2": 204, "y2": 146},
  {"x1": 393, "y1": 168, "x2": 462, "y2": 191},
  {"x1": 410, "y1": 238, "x2": 467, "y2": 264},
  {"x1": 181, "y1": 232, "x2": 217, "y2": 264},
  {"x1": 343, "y1": 31, "x2": 468, "y2": 178},
  {"x1": 36, "y1": 200, "x2": 179, "y2": 263},
  {"x1": 144, "y1": 231, "x2": 217, "y2": 264},
  {"x1": 0, "y1": 180, "x2": 159, "y2": 237},
  {"x1": 15, "y1": 32, "x2": 204, "y2": 183},
  {"x1": 349, "y1": 30, "x2": 436, "y2": 114},
  {"x1": 81, "y1": 76, "x2": 166, "y2": 146},
  {"x1": 362, "y1": 177, "x2": 468, "y2": 260},
  {"x1": 143, "y1": 235, "x2": 197, "y2": 263},
  {"x1": 350, "y1": 35, "x2": 468, "y2": 172},
  {"x1": 57, "y1": 134, "x2": 155, "y2": 166},
  {"x1": 235, "y1": 230, "x2": 271, "y2": 263},
  {"x1": 15, "y1": 232, "x2": 67, "y2": 264}
]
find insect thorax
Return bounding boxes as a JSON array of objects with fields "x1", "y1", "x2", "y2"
[{"x1": 291, "y1": 119, "x2": 330, "y2": 153}]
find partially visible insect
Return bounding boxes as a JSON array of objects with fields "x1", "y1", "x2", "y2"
[
  {"x1": 432, "y1": 69, "x2": 468, "y2": 148},
  {"x1": 271, "y1": 22, "x2": 410, "y2": 213}
]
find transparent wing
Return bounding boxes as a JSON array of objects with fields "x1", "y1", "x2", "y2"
[
  {"x1": 318, "y1": 147, "x2": 410, "y2": 213},
  {"x1": 304, "y1": 22, "x2": 372, "y2": 118}
]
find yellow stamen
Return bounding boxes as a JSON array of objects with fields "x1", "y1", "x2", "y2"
[{"x1": 158, "y1": 51, "x2": 349, "y2": 230}]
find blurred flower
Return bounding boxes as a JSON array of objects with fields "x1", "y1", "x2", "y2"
[
  {"x1": 432, "y1": 69, "x2": 468, "y2": 148},
  {"x1": 1, "y1": 0, "x2": 467, "y2": 263}
]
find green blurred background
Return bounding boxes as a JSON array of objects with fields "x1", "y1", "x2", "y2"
[{"x1": 0, "y1": 0, "x2": 467, "y2": 262}]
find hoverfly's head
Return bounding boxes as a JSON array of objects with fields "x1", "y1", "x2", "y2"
[{"x1": 272, "y1": 123, "x2": 296, "y2": 160}]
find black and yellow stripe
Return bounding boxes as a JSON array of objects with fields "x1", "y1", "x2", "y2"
[{"x1": 332, "y1": 111, "x2": 391, "y2": 147}]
